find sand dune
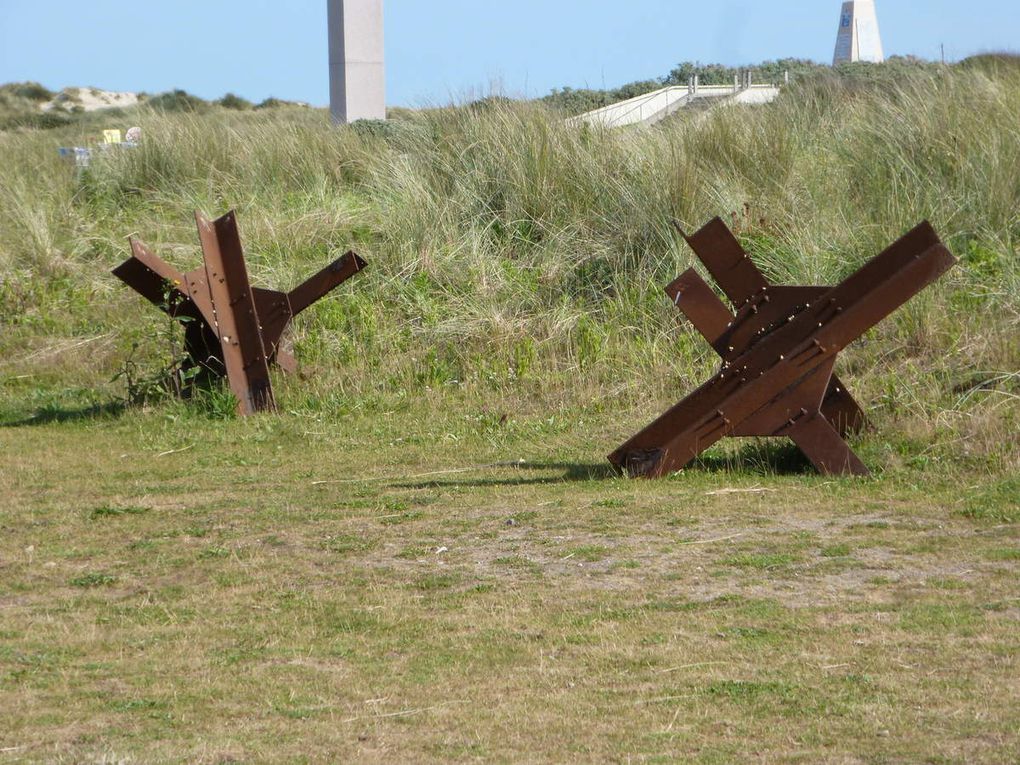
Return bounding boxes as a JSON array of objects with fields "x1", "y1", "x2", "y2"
[{"x1": 42, "y1": 87, "x2": 139, "y2": 113}]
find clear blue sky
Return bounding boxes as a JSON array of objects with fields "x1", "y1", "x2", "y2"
[{"x1": 1, "y1": 1, "x2": 1016, "y2": 107}]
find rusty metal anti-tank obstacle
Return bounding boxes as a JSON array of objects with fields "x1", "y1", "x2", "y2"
[
  {"x1": 113, "y1": 210, "x2": 367, "y2": 415},
  {"x1": 609, "y1": 217, "x2": 957, "y2": 478}
]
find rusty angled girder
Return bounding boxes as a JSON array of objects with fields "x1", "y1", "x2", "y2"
[
  {"x1": 112, "y1": 210, "x2": 367, "y2": 415},
  {"x1": 609, "y1": 217, "x2": 956, "y2": 478}
]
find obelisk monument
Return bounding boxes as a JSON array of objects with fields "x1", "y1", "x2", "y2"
[
  {"x1": 328, "y1": 0, "x2": 386, "y2": 124},
  {"x1": 833, "y1": 0, "x2": 885, "y2": 65}
]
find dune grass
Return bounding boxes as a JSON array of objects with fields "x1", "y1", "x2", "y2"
[{"x1": 2, "y1": 64, "x2": 1017, "y2": 455}]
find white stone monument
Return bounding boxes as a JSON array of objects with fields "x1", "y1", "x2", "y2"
[
  {"x1": 328, "y1": 0, "x2": 386, "y2": 124},
  {"x1": 833, "y1": 0, "x2": 885, "y2": 65}
]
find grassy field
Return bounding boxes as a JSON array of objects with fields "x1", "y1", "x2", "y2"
[
  {"x1": 1, "y1": 60, "x2": 1018, "y2": 762},
  {"x1": 1, "y1": 406, "x2": 1018, "y2": 762}
]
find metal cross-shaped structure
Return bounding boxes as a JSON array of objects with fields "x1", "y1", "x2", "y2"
[
  {"x1": 113, "y1": 210, "x2": 367, "y2": 415},
  {"x1": 609, "y1": 217, "x2": 956, "y2": 478}
]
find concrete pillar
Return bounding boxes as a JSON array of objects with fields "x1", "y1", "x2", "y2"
[
  {"x1": 833, "y1": 1, "x2": 885, "y2": 65},
  {"x1": 328, "y1": 0, "x2": 386, "y2": 124}
]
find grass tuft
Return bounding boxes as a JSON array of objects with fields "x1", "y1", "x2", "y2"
[{"x1": 70, "y1": 573, "x2": 117, "y2": 588}]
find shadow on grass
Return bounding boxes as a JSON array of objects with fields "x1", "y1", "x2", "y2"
[
  {"x1": 0, "y1": 401, "x2": 127, "y2": 428},
  {"x1": 393, "y1": 441, "x2": 816, "y2": 489},
  {"x1": 392, "y1": 461, "x2": 620, "y2": 490},
  {"x1": 690, "y1": 440, "x2": 816, "y2": 475}
]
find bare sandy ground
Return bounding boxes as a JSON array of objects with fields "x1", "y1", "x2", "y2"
[{"x1": 41, "y1": 86, "x2": 139, "y2": 113}]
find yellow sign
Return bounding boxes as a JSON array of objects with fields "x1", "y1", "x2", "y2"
[{"x1": 102, "y1": 129, "x2": 122, "y2": 145}]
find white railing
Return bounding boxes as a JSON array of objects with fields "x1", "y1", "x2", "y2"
[
  {"x1": 566, "y1": 86, "x2": 691, "y2": 129},
  {"x1": 568, "y1": 72, "x2": 785, "y2": 129}
]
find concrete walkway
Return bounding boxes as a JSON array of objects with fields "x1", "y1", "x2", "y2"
[{"x1": 568, "y1": 80, "x2": 782, "y2": 129}]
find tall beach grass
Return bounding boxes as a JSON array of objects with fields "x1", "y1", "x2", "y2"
[{"x1": 1, "y1": 63, "x2": 1017, "y2": 466}]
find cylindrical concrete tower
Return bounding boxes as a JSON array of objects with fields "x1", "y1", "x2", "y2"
[
  {"x1": 833, "y1": 0, "x2": 885, "y2": 65},
  {"x1": 328, "y1": 0, "x2": 386, "y2": 124}
]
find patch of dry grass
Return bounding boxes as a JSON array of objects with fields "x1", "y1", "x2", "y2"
[{"x1": 1, "y1": 406, "x2": 1016, "y2": 763}]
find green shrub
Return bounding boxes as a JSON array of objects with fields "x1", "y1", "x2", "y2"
[
  {"x1": 147, "y1": 89, "x2": 209, "y2": 113},
  {"x1": 6, "y1": 82, "x2": 55, "y2": 101},
  {"x1": 255, "y1": 97, "x2": 291, "y2": 110},
  {"x1": 0, "y1": 110, "x2": 71, "y2": 131},
  {"x1": 218, "y1": 93, "x2": 253, "y2": 110}
]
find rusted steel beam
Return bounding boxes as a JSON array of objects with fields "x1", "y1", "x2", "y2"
[
  {"x1": 676, "y1": 218, "x2": 768, "y2": 307},
  {"x1": 672, "y1": 221, "x2": 866, "y2": 436},
  {"x1": 671, "y1": 277, "x2": 868, "y2": 440},
  {"x1": 288, "y1": 251, "x2": 368, "y2": 316},
  {"x1": 665, "y1": 270, "x2": 733, "y2": 347},
  {"x1": 255, "y1": 251, "x2": 368, "y2": 364},
  {"x1": 195, "y1": 212, "x2": 275, "y2": 415},
  {"x1": 610, "y1": 218, "x2": 956, "y2": 478},
  {"x1": 112, "y1": 210, "x2": 368, "y2": 415},
  {"x1": 113, "y1": 239, "x2": 196, "y2": 320}
]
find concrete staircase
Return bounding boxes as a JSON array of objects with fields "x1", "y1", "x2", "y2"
[{"x1": 568, "y1": 74, "x2": 783, "y2": 129}]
